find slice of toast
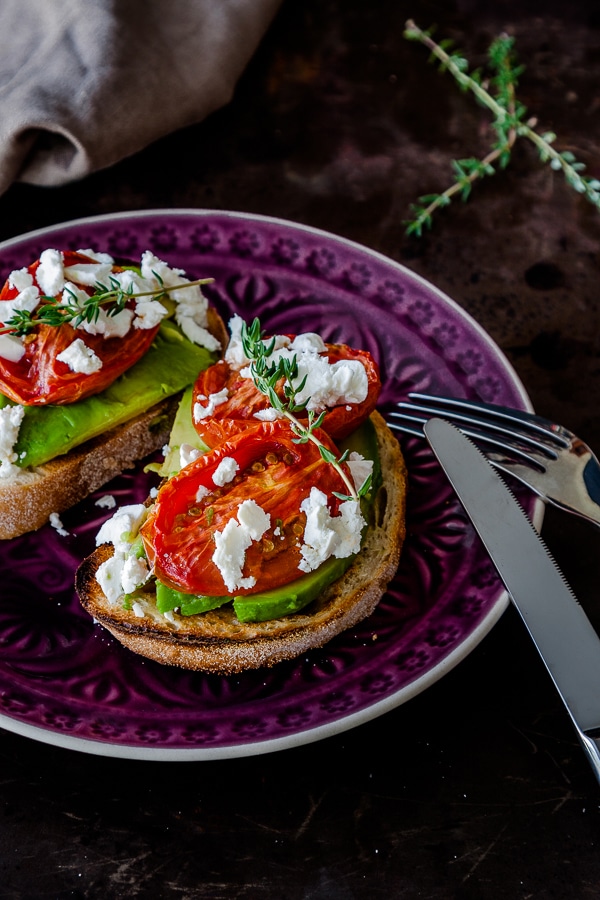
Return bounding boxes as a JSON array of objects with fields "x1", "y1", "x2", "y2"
[
  {"x1": 0, "y1": 308, "x2": 228, "y2": 540},
  {"x1": 76, "y1": 411, "x2": 407, "y2": 674}
]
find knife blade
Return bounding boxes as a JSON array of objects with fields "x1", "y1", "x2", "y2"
[{"x1": 424, "y1": 417, "x2": 600, "y2": 784}]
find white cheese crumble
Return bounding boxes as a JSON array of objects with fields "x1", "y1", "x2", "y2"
[
  {"x1": 95, "y1": 503, "x2": 150, "y2": 604},
  {"x1": 56, "y1": 338, "x2": 103, "y2": 374},
  {"x1": 75, "y1": 248, "x2": 114, "y2": 264},
  {"x1": 347, "y1": 452, "x2": 374, "y2": 492},
  {"x1": 212, "y1": 499, "x2": 270, "y2": 592},
  {"x1": 225, "y1": 314, "x2": 368, "y2": 412},
  {"x1": 253, "y1": 407, "x2": 281, "y2": 421},
  {"x1": 0, "y1": 333, "x2": 25, "y2": 362},
  {"x1": 8, "y1": 268, "x2": 35, "y2": 292},
  {"x1": 49, "y1": 512, "x2": 69, "y2": 536},
  {"x1": 0, "y1": 283, "x2": 40, "y2": 326},
  {"x1": 298, "y1": 487, "x2": 365, "y2": 574},
  {"x1": 212, "y1": 456, "x2": 239, "y2": 486},
  {"x1": 133, "y1": 298, "x2": 168, "y2": 330},
  {"x1": 36, "y1": 249, "x2": 64, "y2": 295},
  {"x1": 179, "y1": 442, "x2": 202, "y2": 468},
  {"x1": 63, "y1": 260, "x2": 113, "y2": 287},
  {"x1": 96, "y1": 503, "x2": 148, "y2": 548},
  {"x1": 95, "y1": 494, "x2": 116, "y2": 509},
  {"x1": 193, "y1": 388, "x2": 229, "y2": 422},
  {"x1": 140, "y1": 250, "x2": 220, "y2": 351},
  {"x1": 0, "y1": 404, "x2": 25, "y2": 478}
]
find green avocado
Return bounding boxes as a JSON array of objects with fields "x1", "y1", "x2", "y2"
[
  {"x1": 152, "y1": 417, "x2": 381, "y2": 623},
  {"x1": 0, "y1": 320, "x2": 218, "y2": 469}
]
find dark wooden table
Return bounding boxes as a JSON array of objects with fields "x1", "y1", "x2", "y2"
[{"x1": 2, "y1": 1, "x2": 600, "y2": 896}]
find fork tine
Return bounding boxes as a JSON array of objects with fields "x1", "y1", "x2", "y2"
[
  {"x1": 392, "y1": 400, "x2": 559, "y2": 459},
  {"x1": 387, "y1": 410, "x2": 550, "y2": 469},
  {"x1": 407, "y1": 392, "x2": 571, "y2": 448}
]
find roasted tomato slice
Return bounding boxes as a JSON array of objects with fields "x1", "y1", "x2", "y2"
[
  {"x1": 0, "y1": 251, "x2": 161, "y2": 405},
  {"x1": 192, "y1": 339, "x2": 380, "y2": 447},
  {"x1": 140, "y1": 420, "x2": 350, "y2": 597}
]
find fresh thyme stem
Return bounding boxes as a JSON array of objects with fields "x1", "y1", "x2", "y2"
[
  {"x1": 280, "y1": 409, "x2": 359, "y2": 500},
  {"x1": 240, "y1": 318, "x2": 368, "y2": 503},
  {"x1": 403, "y1": 20, "x2": 600, "y2": 234},
  {"x1": 0, "y1": 276, "x2": 215, "y2": 337}
]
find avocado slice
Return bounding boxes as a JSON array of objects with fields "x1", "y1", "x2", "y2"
[
  {"x1": 0, "y1": 320, "x2": 217, "y2": 469},
  {"x1": 151, "y1": 418, "x2": 381, "y2": 623}
]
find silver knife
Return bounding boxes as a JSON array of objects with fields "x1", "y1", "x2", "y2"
[{"x1": 424, "y1": 417, "x2": 600, "y2": 784}]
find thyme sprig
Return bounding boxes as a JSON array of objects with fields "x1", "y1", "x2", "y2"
[
  {"x1": 0, "y1": 275, "x2": 214, "y2": 337},
  {"x1": 403, "y1": 20, "x2": 600, "y2": 235},
  {"x1": 240, "y1": 318, "x2": 371, "y2": 503}
]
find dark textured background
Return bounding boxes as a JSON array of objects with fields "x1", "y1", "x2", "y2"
[{"x1": 2, "y1": 1, "x2": 600, "y2": 897}]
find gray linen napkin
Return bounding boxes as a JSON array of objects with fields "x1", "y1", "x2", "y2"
[{"x1": 0, "y1": 0, "x2": 282, "y2": 195}]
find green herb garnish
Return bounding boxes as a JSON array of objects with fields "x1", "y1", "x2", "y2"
[
  {"x1": 403, "y1": 20, "x2": 600, "y2": 235},
  {"x1": 0, "y1": 274, "x2": 214, "y2": 337},
  {"x1": 240, "y1": 317, "x2": 371, "y2": 502}
]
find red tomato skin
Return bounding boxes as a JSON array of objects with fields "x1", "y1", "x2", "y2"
[
  {"x1": 192, "y1": 341, "x2": 380, "y2": 446},
  {"x1": 0, "y1": 251, "x2": 160, "y2": 405},
  {"x1": 141, "y1": 421, "x2": 349, "y2": 596}
]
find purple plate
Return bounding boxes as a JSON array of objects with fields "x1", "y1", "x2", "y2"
[{"x1": 0, "y1": 210, "x2": 534, "y2": 760}]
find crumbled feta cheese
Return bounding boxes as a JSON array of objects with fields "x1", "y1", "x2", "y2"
[
  {"x1": 253, "y1": 407, "x2": 281, "y2": 421},
  {"x1": 298, "y1": 487, "x2": 365, "y2": 573},
  {"x1": 139, "y1": 251, "x2": 219, "y2": 350},
  {"x1": 212, "y1": 499, "x2": 270, "y2": 592},
  {"x1": 95, "y1": 503, "x2": 147, "y2": 549},
  {"x1": 77, "y1": 303, "x2": 134, "y2": 339},
  {"x1": 95, "y1": 494, "x2": 116, "y2": 509},
  {"x1": 293, "y1": 357, "x2": 368, "y2": 410},
  {"x1": 195, "y1": 484, "x2": 209, "y2": 503},
  {"x1": 225, "y1": 314, "x2": 290, "y2": 368},
  {"x1": 76, "y1": 249, "x2": 114, "y2": 264},
  {"x1": 36, "y1": 249, "x2": 64, "y2": 295},
  {"x1": 49, "y1": 512, "x2": 69, "y2": 536},
  {"x1": 0, "y1": 284, "x2": 40, "y2": 325},
  {"x1": 57, "y1": 338, "x2": 103, "y2": 374},
  {"x1": 213, "y1": 456, "x2": 239, "y2": 486},
  {"x1": 0, "y1": 404, "x2": 25, "y2": 478},
  {"x1": 289, "y1": 332, "x2": 327, "y2": 354},
  {"x1": 225, "y1": 316, "x2": 368, "y2": 412},
  {"x1": 121, "y1": 554, "x2": 150, "y2": 593},
  {"x1": 96, "y1": 553, "x2": 127, "y2": 604},
  {"x1": 63, "y1": 260, "x2": 113, "y2": 287},
  {"x1": 132, "y1": 602, "x2": 146, "y2": 618},
  {"x1": 193, "y1": 388, "x2": 229, "y2": 422},
  {"x1": 0, "y1": 333, "x2": 25, "y2": 362},
  {"x1": 133, "y1": 298, "x2": 168, "y2": 330},
  {"x1": 8, "y1": 267, "x2": 34, "y2": 292},
  {"x1": 176, "y1": 315, "x2": 221, "y2": 351},
  {"x1": 347, "y1": 452, "x2": 374, "y2": 492},
  {"x1": 236, "y1": 498, "x2": 271, "y2": 539},
  {"x1": 94, "y1": 503, "x2": 151, "y2": 603},
  {"x1": 179, "y1": 443, "x2": 202, "y2": 468}
]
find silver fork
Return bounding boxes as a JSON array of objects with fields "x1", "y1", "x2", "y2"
[{"x1": 386, "y1": 392, "x2": 600, "y2": 529}]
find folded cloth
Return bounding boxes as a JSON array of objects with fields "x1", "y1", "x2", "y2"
[{"x1": 0, "y1": 0, "x2": 282, "y2": 195}]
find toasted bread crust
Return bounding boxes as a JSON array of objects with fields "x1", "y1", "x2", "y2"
[
  {"x1": 0, "y1": 398, "x2": 179, "y2": 540},
  {"x1": 76, "y1": 411, "x2": 407, "y2": 674}
]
